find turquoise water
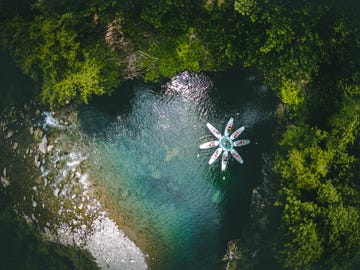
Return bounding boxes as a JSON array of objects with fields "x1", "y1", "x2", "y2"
[{"x1": 78, "y1": 71, "x2": 276, "y2": 269}]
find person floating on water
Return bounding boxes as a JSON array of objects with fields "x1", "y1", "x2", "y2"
[{"x1": 199, "y1": 117, "x2": 251, "y2": 171}]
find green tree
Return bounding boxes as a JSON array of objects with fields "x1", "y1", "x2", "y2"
[
  {"x1": 139, "y1": 29, "x2": 214, "y2": 81},
  {"x1": 275, "y1": 125, "x2": 333, "y2": 190},
  {"x1": 1, "y1": 14, "x2": 119, "y2": 106},
  {"x1": 234, "y1": 0, "x2": 360, "y2": 112},
  {"x1": 275, "y1": 191, "x2": 323, "y2": 270}
]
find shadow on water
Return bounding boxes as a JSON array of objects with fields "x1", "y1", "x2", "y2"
[
  {"x1": 219, "y1": 118, "x2": 277, "y2": 242},
  {"x1": 88, "y1": 80, "x2": 138, "y2": 116},
  {"x1": 78, "y1": 80, "x2": 160, "y2": 137},
  {"x1": 210, "y1": 69, "x2": 278, "y2": 241},
  {"x1": 76, "y1": 69, "x2": 278, "y2": 270},
  {"x1": 0, "y1": 52, "x2": 36, "y2": 113}
]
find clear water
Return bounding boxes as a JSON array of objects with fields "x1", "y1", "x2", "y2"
[{"x1": 77, "y1": 71, "x2": 277, "y2": 269}]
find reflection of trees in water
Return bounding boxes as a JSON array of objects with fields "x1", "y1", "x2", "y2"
[{"x1": 0, "y1": 53, "x2": 35, "y2": 112}]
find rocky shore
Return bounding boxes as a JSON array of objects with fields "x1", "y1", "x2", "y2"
[
  {"x1": 222, "y1": 153, "x2": 278, "y2": 270},
  {"x1": 0, "y1": 102, "x2": 147, "y2": 270}
]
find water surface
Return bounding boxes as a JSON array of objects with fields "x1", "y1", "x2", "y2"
[{"x1": 78, "y1": 71, "x2": 276, "y2": 269}]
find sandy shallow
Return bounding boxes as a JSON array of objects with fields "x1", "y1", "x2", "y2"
[{"x1": 1, "y1": 105, "x2": 148, "y2": 270}]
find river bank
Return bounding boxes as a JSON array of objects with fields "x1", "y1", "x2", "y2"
[{"x1": 0, "y1": 102, "x2": 148, "y2": 269}]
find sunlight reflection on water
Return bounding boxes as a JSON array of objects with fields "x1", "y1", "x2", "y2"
[{"x1": 74, "y1": 71, "x2": 276, "y2": 270}]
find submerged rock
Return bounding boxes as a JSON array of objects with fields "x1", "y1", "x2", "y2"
[
  {"x1": 24, "y1": 103, "x2": 30, "y2": 111},
  {"x1": 222, "y1": 240, "x2": 254, "y2": 270},
  {"x1": 53, "y1": 188, "x2": 60, "y2": 197},
  {"x1": 1, "y1": 176, "x2": 10, "y2": 187},
  {"x1": 38, "y1": 136, "x2": 48, "y2": 154},
  {"x1": 47, "y1": 144, "x2": 54, "y2": 153},
  {"x1": 34, "y1": 153, "x2": 41, "y2": 167},
  {"x1": 33, "y1": 128, "x2": 44, "y2": 141},
  {"x1": 5, "y1": 130, "x2": 14, "y2": 139},
  {"x1": 13, "y1": 142, "x2": 19, "y2": 150}
]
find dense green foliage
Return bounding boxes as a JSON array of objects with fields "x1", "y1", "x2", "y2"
[
  {"x1": 0, "y1": 191, "x2": 99, "y2": 270},
  {"x1": 253, "y1": 1, "x2": 360, "y2": 269},
  {"x1": 0, "y1": 0, "x2": 119, "y2": 106},
  {"x1": 1, "y1": 0, "x2": 360, "y2": 269},
  {"x1": 273, "y1": 78, "x2": 360, "y2": 269}
]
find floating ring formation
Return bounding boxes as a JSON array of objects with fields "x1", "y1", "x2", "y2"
[{"x1": 199, "y1": 117, "x2": 250, "y2": 171}]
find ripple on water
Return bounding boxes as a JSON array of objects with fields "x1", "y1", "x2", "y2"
[{"x1": 70, "y1": 71, "x2": 277, "y2": 269}]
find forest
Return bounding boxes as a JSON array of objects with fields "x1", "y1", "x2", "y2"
[{"x1": 1, "y1": 0, "x2": 360, "y2": 269}]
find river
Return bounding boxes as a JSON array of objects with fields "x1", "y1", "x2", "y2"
[
  {"x1": 1, "y1": 50, "x2": 277, "y2": 269},
  {"x1": 75, "y1": 70, "x2": 277, "y2": 269}
]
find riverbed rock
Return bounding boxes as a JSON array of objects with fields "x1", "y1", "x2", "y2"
[
  {"x1": 34, "y1": 128, "x2": 44, "y2": 141},
  {"x1": 44, "y1": 227, "x2": 51, "y2": 235},
  {"x1": 34, "y1": 153, "x2": 41, "y2": 167},
  {"x1": 74, "y1": 171, "x2": 81, "y2": 179},
  {"x1": 29, "y1": 126, "x2": 34, "y2": 135},
  {"x1": 66, "y1": 111, "x2": 77, "y2": 124},
  {"x1": 35, "y1": 176, "x2": 42, "y2": 184},
  {"x1": 13, "y1": 142, "x2": 19, "y2": 150},
  {"x1": 1, "y1": 176, "x2": 10, "y2": 187},
  {"x1": 3, "y1": 167, "x2": 6, "y2": 177},
  {"x1": 47, "y1": 144, "x2": 54, "y2": 153},
  {"x1": 5, "y1": 130, "x2": 14, "y2": 139},
  {"x1": 53, "y1": 188, "x2": 60, "y2": 197},
  {"x1": 39, "y1": 136, "x2": 48, "y2": 154},
  {"x1": 24, "y1": 103, "x2": 30, "y2": 111},
  {"x1": 223, "y1": 239, "x2": 254, "y2": 270}
]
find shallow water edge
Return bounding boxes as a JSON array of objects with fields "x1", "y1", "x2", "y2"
[{"x1": 0, "y1": 103, "x2": 148, "y2": 269}]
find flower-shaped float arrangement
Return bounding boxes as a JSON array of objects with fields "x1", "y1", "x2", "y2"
[{"x1": 199, "y1": 117, "x2": 250, "y2": 171}]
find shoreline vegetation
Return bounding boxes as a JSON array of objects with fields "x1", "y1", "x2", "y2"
[{"x1": 1, "y1": 0, "x2": 360, "y2": 269}]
